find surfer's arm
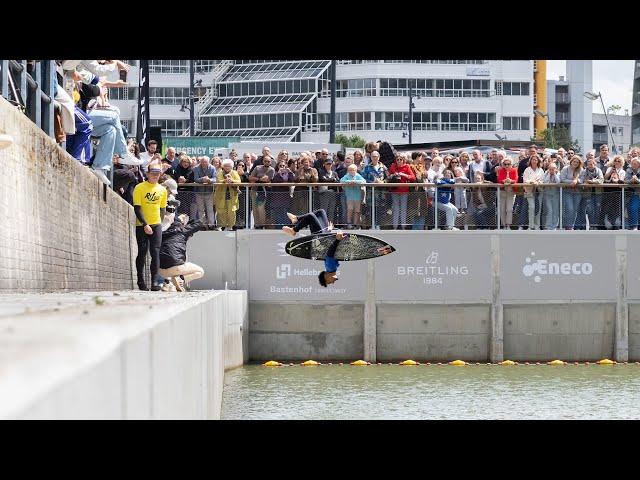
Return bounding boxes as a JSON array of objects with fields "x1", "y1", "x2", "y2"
[{"x1": 326, "y1": 232, "x2": 344, "y2": 258}]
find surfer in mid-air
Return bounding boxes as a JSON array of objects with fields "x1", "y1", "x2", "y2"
[
  {"x1": 282, "y1": 209, "x2": 344, "y2": 287},
  {"x1": 282, "y1": 209, "x2": 392, "y2": 287}
]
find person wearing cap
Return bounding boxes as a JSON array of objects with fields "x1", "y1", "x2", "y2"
[
  {"x1": 133, "y1": 160, "x2": 168, "y2": 291},
  {"x1": 214, "y1": 159, "x2": 241, "y2": 230}
]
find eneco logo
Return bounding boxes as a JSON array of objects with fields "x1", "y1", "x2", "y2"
[
  {"x1": 522, "y1": 251, "x2": 593, "y2": 283},
  {"x1": 276, "y1": 264, "x2": 291, "y2": 279}
]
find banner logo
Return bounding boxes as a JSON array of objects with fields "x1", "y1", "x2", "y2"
[{"x1": 522, "y1": 251, "x2": 593, "y2": 283}]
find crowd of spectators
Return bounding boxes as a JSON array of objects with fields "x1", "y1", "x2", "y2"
[{"x1": 113, "y1": 139, "x2": 640, "y2": 232}]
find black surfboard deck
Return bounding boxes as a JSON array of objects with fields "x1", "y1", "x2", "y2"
[{"x1": 285, "y1": 232, "x2": 395, "y2": 261}]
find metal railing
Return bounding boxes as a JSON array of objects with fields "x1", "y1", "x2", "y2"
[
  {"x1": 0, "y1": 60, "x2": 56, "y2": 138},
  {"x1": 174, "y1": 182, "x2": 640, "y2": 231}
]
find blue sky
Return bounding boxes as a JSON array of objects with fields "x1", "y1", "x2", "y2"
[{"x1": 547, "y1": 60, "x2": 635, "y2": 115}]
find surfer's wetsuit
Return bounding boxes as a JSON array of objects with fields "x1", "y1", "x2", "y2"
[
  {"x1": 292, "y1": 209, "x2": 330, "y2": 234},
  {"x1": 292, "y1": 209, "x2": 344, "y2": 272}
]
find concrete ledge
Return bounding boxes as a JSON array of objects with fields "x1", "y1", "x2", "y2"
[{"x1": 0, "y1": 290, "x2": 247, "y2": 419}]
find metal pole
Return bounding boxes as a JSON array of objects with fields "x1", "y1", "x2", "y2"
[
  {"x1": 308, "y1": 185, "x2": 313, "y2": 212},
  {"x1": 371, "y1": 185, "x2": 376, "y2": 229},
  {"x1": 599, "y1": 92, "x2": 617, "y2": 152},
  {"x1": 434, "y1": 187, "x2": 438, "y2": 230},
  {"x1": 408, "y1": 81, "x2": 413, "y2": 144},
  {"x1": 622, "y1": 187, "x2": 625, "y2": 230},
  {"x1": 189, "y1": 60, "x2": 195, "y2": 136},
  {"x1": 329, "y1": 60, "x2": 336, "y2": 143},
  {"x1": 245, "y1": 185, "x2": 250, "y2": 229},
  {"x1": 496, "y1": 185, "x2": 500, "y2": 229},
  {"x1": 559, "y1": 186, "x2": 563, "y2": 229}
]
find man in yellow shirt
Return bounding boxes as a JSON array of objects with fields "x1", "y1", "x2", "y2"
[{"x1": 133, "y1": 161, "x2": 168, "y2": 291}]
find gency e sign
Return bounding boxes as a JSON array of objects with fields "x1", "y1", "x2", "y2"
[{"x1": 522, "y1": 251, "x2": 593, "y2": 283}]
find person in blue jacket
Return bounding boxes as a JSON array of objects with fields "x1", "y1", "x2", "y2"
[
  {"x1": 436, "y1": 169, "x2": 460, "y2": 230},
  {"x1": 282, "y1": 209, "x2": 345, "y2": 287}
]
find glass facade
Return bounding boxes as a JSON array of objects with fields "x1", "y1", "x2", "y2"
[{"x1": 199, "y1": 60, "x2": 331, "y2": 140}]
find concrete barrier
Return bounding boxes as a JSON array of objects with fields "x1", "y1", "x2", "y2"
[
  {"x1": 190, "y1": 230, "x2": 639, "y2": 362},
  {"x1": 0, "y1": 290, "x2": 247, "y2": 420}
]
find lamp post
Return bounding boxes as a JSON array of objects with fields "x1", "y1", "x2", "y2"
[
  {"x1": 534, "y1": 109, "x2": 555, "y2": 148},
  {"x1": 584, "y1": 91, "x2": 617, "y2": 152},
  {"x1": 329, "y1": 60, "x2": 336, "y2": 144},
  {"x1": 188, "y1": 60, "x2": 195, "y2": 136},
  {"x1": 494, "y1": 133, "x2": 507, "y2": 148}
]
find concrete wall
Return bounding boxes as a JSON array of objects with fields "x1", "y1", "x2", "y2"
[
  {"x1": 192, "y1": 230, "x2": 639, "y2": 362},
  {"x1": 0, "y1": 290, "x2": 247, "y2": 420},
  {"x1": 504, "y1": 304, "x2": 615, "y2": 361},
  {"x1": 0, "y1": 96, "x2": 136, "y2": 292},
  {"x1": 377, "y1": 304, "x2": 490, "y2": 361},
  {"x1": 249, "y1": 303, "x2": 364, "y2": 361}
]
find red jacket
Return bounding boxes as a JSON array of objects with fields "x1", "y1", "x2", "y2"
[
  {"x1": 497, "y1": 167, "x2": 518, "y2": 185},
  {"x1": 388, "y1": 162, "x2": 416, "y2": 193}
]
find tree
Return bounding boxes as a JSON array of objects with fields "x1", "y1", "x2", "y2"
[
  {"x1": 607, "y1": 105, "x2": 622, "y2": 115},
  {"x1": 334, "y1": 133, "x2": 366, "y2": 148},
  {"x1": 535, "y1": 126, "x2": 581, "y2": 153}
]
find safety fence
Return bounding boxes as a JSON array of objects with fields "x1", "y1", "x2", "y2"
[
  {"x1": 174, "y1": 182, "x2": 640, "y2": 231},
  {"x1": 1, "y1": 60, "x2": 56, "y2": 138}
]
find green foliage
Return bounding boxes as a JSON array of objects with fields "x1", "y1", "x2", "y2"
[
  {"x1": 335, "y1": 133, "x2": 366, "y2": 148},
  {"x1": 534, "y1": 126, "x2": 581, "y2": 153},
  {"x1": 607, "y1": 105, "x2": 622, "y2": 115}
]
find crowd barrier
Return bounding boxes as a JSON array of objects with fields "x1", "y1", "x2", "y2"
[{"x1": 175, "y1": 182, "x2": 640, "y2": 231}]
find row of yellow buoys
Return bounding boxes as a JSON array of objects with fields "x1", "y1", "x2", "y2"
[{"x1": 263, "y1": 358, "x2": 626, "y2": 367}]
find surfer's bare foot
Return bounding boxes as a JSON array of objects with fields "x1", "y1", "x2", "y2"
[
  {"x1": 282, "y1": 226, "x2": 296, "y2": 237},
  {"x1": 287, "y1": 212, "x2": 298, "y2": 224}
]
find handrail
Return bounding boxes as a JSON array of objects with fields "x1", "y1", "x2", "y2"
[{"x1": 176, "y1": 181, "x2": 638, "y2": 189}]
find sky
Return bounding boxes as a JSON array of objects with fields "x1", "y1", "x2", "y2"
[{"x1": 547, "y1": 60, "x2": 635, "y2": 115}]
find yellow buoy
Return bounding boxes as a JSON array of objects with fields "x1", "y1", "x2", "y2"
[
  {"x1": 263, "y1": 360, "x2": 282, "y2": 367},
  {"x1": 548, "y1": 360, "x2": 565, "y2": 366},
  {"x1": 449, "y1": 360, "x2": 467, "y2": 366},
  {"x1": 399, "y1": 360, "x2": 419, "y2": 366},
  {"x1": 596, "y1": 359, "x2": 615, "y2": 365},
  {"x1": 301, "y1": 360, "x2": 321, "y2": 366},
  {"x1": 500, "y1": 360, "x2": 516, "y2": 366},
  {"x1": 350, "y1": 360, "x2": 370, "y2": 366}
]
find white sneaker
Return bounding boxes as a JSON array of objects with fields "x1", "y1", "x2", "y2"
[
  {"x1": 92, "y1": 168, "x2": 111, "y2": 186},
  {"x1": 451, "y1": 226, "x2": 459, "y2": 231},
  {"x1": 120, "y1": 152, "x2": 144, "y2": 166}
]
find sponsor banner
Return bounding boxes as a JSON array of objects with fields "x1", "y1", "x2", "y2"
[
  {"x1": 162, "y1": 137, "x2": 241, "y2": 157},
  {"x1": 626, "y1": 236, "x2": 640, "y2": 299},
  {"x1": 136, "y1": 60, "x2": 150, "y2": 150},
  {"x1": 374, "y1": 233, "x2": 492, "y2": 301},
  {"x1": 249, "y1": 233, "x2": 366, "y2": 301},
  {"x1": 500, "y1": 234, "x2": 616, "y2": 301}
]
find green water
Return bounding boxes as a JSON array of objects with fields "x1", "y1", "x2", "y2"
[{"x1": 221, "y1": 363, "x2": 640, "y2": 419}]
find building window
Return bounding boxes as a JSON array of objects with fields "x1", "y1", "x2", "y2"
[
  {"x1": 336, "y1": 79, "x2": 376, "y2": 97},
  {"x1": 308, "y1": 112, "x2": 371, "y2": 132},
  {"x1": 502, "y1": 82, "x2": 530, "y2": 96},
  {"x1": 149, "y1": 87, "x2": 191, "y2": 106},
  {"x1": 503, "y1": 116, "x2": 531, "y2": 130},
  {"x1": 380, "y1": 78, "x2": 490, "y2": 98},
  {"x1": 151, "y1": 119, "x2": 190, "y2": 136},
  {"x1": 108, "y1": 87, "x2": 137, "y2": 101},
  {"x1": 373, "y1": 111, "x2": 497, "y2": 131},
  {"x1": 149, "y1": 60, "x2": 191, "y2": 74}
]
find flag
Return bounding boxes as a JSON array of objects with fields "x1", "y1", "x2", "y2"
[{"x1": 137, "y1": 59, "x2": 150, "y2": 151}]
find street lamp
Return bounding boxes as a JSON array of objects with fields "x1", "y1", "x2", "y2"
[
  {"x1": 494, "y1": 133, "x2": 507, "y2": 147},
  {"x1": 534, "y1": 109, "x2": 555, "y2": 147},
  {"x1": 584, "y1": 90, "x2": 617, "y2": 152},
  {"x1": 407, "y1": 81, "x2": 420, "y2": 144}
]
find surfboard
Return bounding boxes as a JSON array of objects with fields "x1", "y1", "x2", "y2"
[{"x1": 285, "y1": 232, "x2": 395, "y2": 261}]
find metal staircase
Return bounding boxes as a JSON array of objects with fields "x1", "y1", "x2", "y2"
[{"x1": 179, "y1": 60, "x2": 233, "y2": 136}]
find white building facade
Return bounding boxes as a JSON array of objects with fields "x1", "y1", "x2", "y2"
[{"x1": 110, "y1": 60, "x2": 535, "y2": 144}]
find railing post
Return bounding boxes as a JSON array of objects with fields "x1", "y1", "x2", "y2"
[
  {"x1": 559, "y1": 186, "x2": 563, "y2": 229},
  {"x1": 1, "y1": 60, "x2": 8, "y2": 98},
  {"x1": 434, "y1": 186, "x2": 438, "y2": 230},
  {"x1": 19, "y1": 60, "x2": 27, "y2": 108},
  {"x1": 496, "y1": 185, "x2": 500, "y2": 230},
  {"x1": 622, "y1": 187, "x2": 625, "y2": 230},
  {"x1": 371, "y1": 185, "x2": 376, "y2": 229},
  {"x1": 42, "y1": 60, "x2": 54, "y2": 137},
  {"x1": 308, "y1": 185, "x2": 313, "y2": 212},
  {"x1": 245, "y1": 185, "x2": 250, "y2": 229}
]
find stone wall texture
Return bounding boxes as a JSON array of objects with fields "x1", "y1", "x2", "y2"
[{"x1": 0, "y1": 96, "x2": 136, "y2": 292}]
